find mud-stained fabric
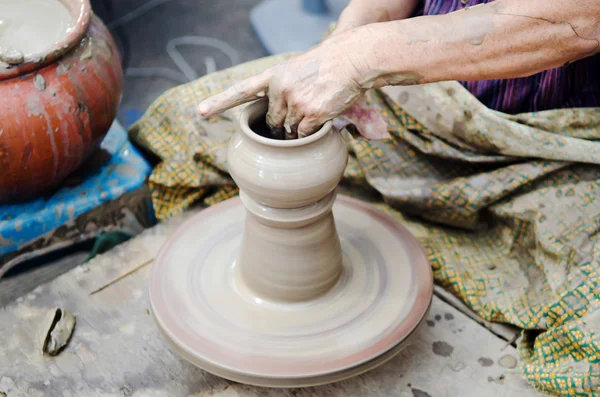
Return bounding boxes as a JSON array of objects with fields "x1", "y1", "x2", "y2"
[{"x1": 129, "y1": 55, "x2": 600, "y2": 396}]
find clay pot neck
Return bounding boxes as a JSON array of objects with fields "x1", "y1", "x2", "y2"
[
  {"x1": 0, "y1": 0, "x2": 92, "y2": 80},
  {"x1": 240, "y1": 99, "x2": 332, "y2": 148}
]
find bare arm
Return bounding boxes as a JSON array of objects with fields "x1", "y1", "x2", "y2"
[
  {"x1": 360, "y1": 0, "x2": 600, "y2": 87},
  {"x1": 198, "y1": 0, "x2": 600, "y2": 135},
  {"x1": 332, "y1": 0, "x2": 421, "y2": 34}
]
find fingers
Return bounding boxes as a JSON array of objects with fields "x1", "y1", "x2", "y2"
[
  {"x1": 198, "y1": 72, "x2": 270, "y2": 117},
  {"x1": 283, "y1": 105, "x2": 302, "y2": 140},
  {"x1": 265, "y1": 79, "x2": 286, "y2": 130},
  {"x1": 298, "y1": 117, "x2": 323, "y2": 138}
]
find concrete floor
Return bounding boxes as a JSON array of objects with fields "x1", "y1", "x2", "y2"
[{"x1": 93, "y1": 0, "x2": 267, "y2": 126}]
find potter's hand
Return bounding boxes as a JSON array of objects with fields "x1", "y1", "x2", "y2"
[{"x1": 197, "y1": 32, "x2": 370, "y2": 137}]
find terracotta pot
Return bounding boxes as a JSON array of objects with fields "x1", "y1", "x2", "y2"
[
  {"x1": 228, "y1": 99, "x2": 348, "y2": 301},
  {"x1": 0, "y1": 0, "x2": 124, "y2": 204}
]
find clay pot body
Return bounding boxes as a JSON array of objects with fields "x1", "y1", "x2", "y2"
[
  {"x1": 228, "y1": 100, "x2": 348, "y2": 301},
  {"x1": 228, "y1": 99, "x2": 348, "y2": 209},
  {"x1": 0, "y1": 0, "x2": 123, "y2": 204}
]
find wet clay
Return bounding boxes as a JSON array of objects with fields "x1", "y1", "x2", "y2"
[
  {"x1": 0, "y1": 0, "x2": 74, "y2": 57},
  {"x1": 250, "y1": 115, "x2": 286, "y2": 140}
]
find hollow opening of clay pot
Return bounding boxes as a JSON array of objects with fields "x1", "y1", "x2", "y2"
[
  {"x1": 241, "y1": 99, "x2": 332, "y2": 148},
  {"x1": 0, "y1": 0, "x2": 91, "y2": 79}
]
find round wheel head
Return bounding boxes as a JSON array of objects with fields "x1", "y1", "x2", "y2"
[{"x1": 150, "y1": 195, "x2": 433, "y2": 387}]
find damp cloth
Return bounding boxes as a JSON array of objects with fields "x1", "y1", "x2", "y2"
[{"x1": 129, "y1": 54, "x2": 600, "y2": 396}]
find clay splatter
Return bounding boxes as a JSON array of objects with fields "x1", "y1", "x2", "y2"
[
  {"x1": 449, "y1": 361, "x2": 467, "y2": 372},
  {"x1": 34, "y1": 74, "x2": 46, "y2": 92},
  {"x1": 478, "y1": 357, "x2": 494, "y2": 367},
  {"x1": 411, "y1": 388, "x2": 432, "y2": 397},
  {"x1": 432, "y1": 341, "x2": 454, "y2": 357},
  {"x1": 498, "y1": 355, "x2": 517, "y2": 369},
  {"x1": 397, "y1": 91, "x2": 410, "y2": 105},
  {"x1": 444, "y1": 313, "x2": 454, "y2": 320}
]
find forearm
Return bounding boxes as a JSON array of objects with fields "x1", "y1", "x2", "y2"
[
  {"x1": 334, "y1": 0, "x2": 420, "y2": 32},
  {"x1": 355, "y1": 0, "x2": 600, "y2": 87}
]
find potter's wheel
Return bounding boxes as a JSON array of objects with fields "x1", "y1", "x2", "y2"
[{"x1": 149, "y1": 195, "x2": 433, "y2": 387}]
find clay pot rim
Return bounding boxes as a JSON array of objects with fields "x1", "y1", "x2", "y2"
[
  {"x1": 0, "y1": 0, "x2": 92, "y2": 80},
  {"x1": 240, "y1": 99, "x2": 333, "y2": 148}
]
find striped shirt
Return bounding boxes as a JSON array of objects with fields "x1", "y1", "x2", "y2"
[{"x1": 420, "y1": 0, "x2": 600, "y2": 114}]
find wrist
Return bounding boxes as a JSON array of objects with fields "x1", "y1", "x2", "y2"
[
  {"x1": 329, "y1": 26, "x2": 382, "y2": 85},
  {"x1": 352, "y1": 23, "x2": 423, "y2": 89}
]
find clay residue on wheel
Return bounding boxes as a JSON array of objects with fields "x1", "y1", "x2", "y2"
[{"x1": 432, "y1": 341, "x2": 454, "y2": 357}]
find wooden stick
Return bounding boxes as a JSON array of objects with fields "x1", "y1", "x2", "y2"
[{"x1": 89, "y1": 259, "x2": 154, "y2": 295}]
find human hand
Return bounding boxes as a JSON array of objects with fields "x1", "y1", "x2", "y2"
[{"x1": 197, "y1": 31, "x2": 372, "y2": 138}]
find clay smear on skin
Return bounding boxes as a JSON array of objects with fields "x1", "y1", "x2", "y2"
[
  {"x1": 403, "y1": 2, "x2": 599, "y2": 59},
  {"x1": 403, "y1": 3, "x2": 503, "y2": 48},
  {"x1": 0, "y1": 0, "x2": 74, "y2": 60}
]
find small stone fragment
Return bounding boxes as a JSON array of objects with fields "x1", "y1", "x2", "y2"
[
  {"x1": 426, "y1": 320, "x2": 435, "y2": 327},
  {"x1": 498, "y1": 354, "x2": 518, "y2": 369},
  {"x1": 39, "y1": 308, "x2": 76, "y2": 356},
  {"x1": 444, "y1": 313, "x2": 454, "y2": 320},
  {"x1": 434, "y1": 314, "x2": 442, "y2": 321}
]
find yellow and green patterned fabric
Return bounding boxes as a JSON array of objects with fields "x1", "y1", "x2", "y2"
[{"x1": 129, "y1": 55, "x2": 600, "y2": 396}]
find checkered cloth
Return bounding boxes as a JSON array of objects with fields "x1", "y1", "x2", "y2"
[{"x1": 129, "y1": 55, "x2": 600, "y2": 396}]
